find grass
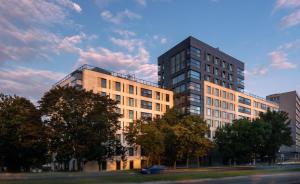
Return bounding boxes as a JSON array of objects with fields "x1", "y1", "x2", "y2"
[{"x1": 1, "y1": 167, "x2": 300, "y2": 184}]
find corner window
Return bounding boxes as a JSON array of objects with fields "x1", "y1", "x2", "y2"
[
  {"x1": 188, "y1": 82, "x2": 201, "y2": 92},
  {"x1": 188, "y1": 70, "x2": 201, "y2": 80}
]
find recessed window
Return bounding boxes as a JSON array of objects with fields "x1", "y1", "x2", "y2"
[
  {"x1": 129, "y1": 110, "x2": 134, "y2": 119},
  {"x1": 156, "y1": 103, "x2": 161, "y2": 111},
  {"x1": 188, "y1": 58, "x2": 201, "y2": 69},
  {"x1": 188, "y1": 94, "x2": 201, "y2": 103},
  {"x1": 141, "y1": 100, "x2": 152, "y2": 110},
  {"x1": 129, "y1": 85, "x2": 134, "y2": 94},
  {"x1": 101, "y1": 78, "x2": 107, "y2": 88},
  {"x1": 166, "y1": 94, "x2": 170, "y2": 102},
  {"x1": 141, "y1": 88, "x2": 152, "y2": 98},
  {"x1": 115, "y1": 82, "x2": 121, "y2": 91},
  {"x1": 128, "y1": 98, "x2": 134, "y2": 107}
]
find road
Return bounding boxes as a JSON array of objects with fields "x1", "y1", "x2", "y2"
[{"x1": 156, "y1": 172, "x2": 300, "y2": 184}]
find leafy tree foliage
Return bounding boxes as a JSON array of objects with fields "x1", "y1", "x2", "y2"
[
  {"x1": 125, "y1": 108, "x2": 213, "y2": 167},
  {"x1": 0, "y1": 94, "x2": 47, "y2": 172},
  {"x1": 39, "y1": 87, "x2": 122, "y2": 170},
  {"x1": 214, "y1": 110, "x2": 293, "y2": 164}
]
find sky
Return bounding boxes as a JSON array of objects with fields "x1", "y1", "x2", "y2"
[{"x1": 0, "y1": 0, "x2": 299, "y2": 102}]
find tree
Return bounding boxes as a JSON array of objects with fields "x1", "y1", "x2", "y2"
[
  {"x1": 258, "y1": 110, "x2": 293, "y2": 163},
  {"x1": 39, "y1": 87, "x2": 122, "y2": 171},
  {"x1": 174, "y1": 115, "x2": 213, "y2": 168},
  {"x1": 0, "y1": 94, "x2": 47, "y2": 172}
]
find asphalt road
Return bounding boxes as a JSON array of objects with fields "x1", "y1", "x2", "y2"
[{"x1": 159, "y1": 172, "x2": 300, "y2": 184}]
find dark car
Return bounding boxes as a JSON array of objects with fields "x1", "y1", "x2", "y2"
[{"x1": 140, "y1": 165, "x2": 167, "y2": 174}]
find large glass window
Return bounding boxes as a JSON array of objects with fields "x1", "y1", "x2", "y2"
[
  {"x1": 188, "y1": 58, "x2": 201, "y2": 69},
  {"x1": 172, "y1": 73, "x2": 185, "y2": 85},
  {"x1": 238, "y1": 96, "x2": 251, "y2": 106},
  {"x1": 101, "y1": 78, "x2": 107, "y2": 88},
  {"x1": 115, "y1": 82, "x2": 121, "y2": 91},
  {"x1": 188, "y1": 70, "x2": 201, "y2": 80},
  {"x1": 141, "y1": 88, "x2": 152, "y2": 98},
  {"x1": 238, "y1": 106, "x2": 251, "y2": 115},
  {"x1": 188, "y1": 105, "x2": 201, "y2": 115},
  {"x1": 141, "y1": 100, "x2": 152, "y2": 110},
  {"x1": 188, "y1": 94, "x2": 201, "y2": 103},
  {"x1": 174, "y1": 84, "x2": 186, "y2": 94},
  {"x1": 141, "y1": 112, "x2": 152, "y2": 120},
  {"x1": 171, "y1": 51, "x2": 186, "y2": 74},
  {"x1": 188, "y1": 82, "x2": 201, "y2": 92},
  {"x1": 191, "y1": 47, "x2": 201, "y2": 58}
]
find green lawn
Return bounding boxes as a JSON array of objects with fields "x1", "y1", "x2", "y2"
[{"x1": 1, "y1": 167, "x2": 300, "y2": 184}]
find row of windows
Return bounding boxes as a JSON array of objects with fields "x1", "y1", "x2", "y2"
[
  {"x1": 206, "y1": 108, "x2": 235, "y2": 120},
  {"x1": 100, "y1": 78, "x2": 170, "y2": 101},
  {"x1": 238, "y1": 96, "x2": 251, "y2": 106},
  {"x1": 205, "y1": 76, "x2": 234, "y2": 89},
  {"x1": 205, "y1": 64, "x2": 234, "y2": 81},
  {"x1": 206, "y1": 85, "x2": 235, "y2": 101},
  {"x1": 238, "y1": 105, "x2": 251, "y2": 115},
  {"x1": 206, "y1": 97, "x2": 235, "y2": 111},
  {"x1": 206, "y1": 119, "x2": 230, "y2": 129},
  {"x1": 116, "y1": 109, "x2": 164, "y2": 120},
  {"x1": 205, "y1": 53, "x2": 234, "y2": 72}
]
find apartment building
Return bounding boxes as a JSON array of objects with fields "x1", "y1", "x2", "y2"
[
  {"x1": 56, "y1": 65, "x2": 174, "y2": 171},
  {"x1": 158, "y1": 36, "x2": 245, "y2": 116},
  {"x1": 203, "y1": 81, "x2": 279, "y2": 139},
  {"x1": 267, "y1": 91, "x2": 300, "y2": 160}
]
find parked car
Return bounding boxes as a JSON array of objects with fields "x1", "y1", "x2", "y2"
[{"x1": 140, "y1": 165, "x2": 167, "y2": 174}]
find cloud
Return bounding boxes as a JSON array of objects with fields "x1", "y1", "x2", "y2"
[
  {"x1": 0, "y1": 66, "x2": 65, "y2": 102},
  {"x1": 245, "y1": 66, "x2": 269, "y2": 77},
  {"x1": 153, "y1": 35, "x2": 167, "y2": 44},
  {"x1": 0, "y1": 0, "x2": 85, "y2": 64},
  {"x1": 135, "y1": 0, "x2": 147, "y2": 6},
  {"x1": 268, "y1": 51, "x2": 297, "y2": 69},
  {"x1": 100, "y1": 9, "x2": 142, "y2": 24},
  {"x1": 280, "y1": 9, "x2": 300, "y2": 28},
  {"x1": 110, "y1": 37, "x2": 143, "y2": 52},
  {"x1": 113, "y1": 29, "x2": 136, "y2": 37},
  {"x1": 274, "y1": 0, "x2": 300, "y2": 10}
]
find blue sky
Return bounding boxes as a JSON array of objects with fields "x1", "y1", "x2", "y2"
[{"x1": 0, "y1": 0, "x2": 299, "y2": 101}]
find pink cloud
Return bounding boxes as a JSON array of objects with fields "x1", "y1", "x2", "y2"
[
  {"x1": 268, "y1": 51, "x2": 297, "y2": 69},
  {"x1": 281, "y1": 9, "x2": 300, "y2": 28},
  {"x1": 275, "y1": 0, "x2": 300, "y2": 10}
]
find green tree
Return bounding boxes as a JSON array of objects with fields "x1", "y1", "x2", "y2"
[
  {"x1": 39, "y1": 87, "x2": 122, "y2": 171},
  {"x1": 258, "y1": 110, "x2": 293, "y2": 163},
  {"x1": 0, "y1": 94, "x2": 47, "y2": 172},
  {"x1": 174, "y1": 115, "x2": 213, "y2": 168}
]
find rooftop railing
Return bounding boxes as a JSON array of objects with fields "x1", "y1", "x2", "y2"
[{"x1": 55, "y1": 64, "x2": 163, "y2": 89}]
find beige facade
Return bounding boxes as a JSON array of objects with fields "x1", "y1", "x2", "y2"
[
  {"x1": 203, "y1": 81, "x2": 279, "y2": 139},
  {"x1": 57, "y1": 65, "x2": 173, "y2": 171}
]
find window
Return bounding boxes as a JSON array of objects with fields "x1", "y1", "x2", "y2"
[
  {"x1": 141, "y1": 112, "x2": 152, "y2": 120},
  {"x1": 188, "y1": 58, "x2": 201, "y2": 69},
  {"x1": 222, "y1": 61, "x2": 226, "y2": 68},
  {"x1": 237, "y1": 67, "x2": 244, "y2": 76},
  {"x1": 214, "y1": 78, "x2": 219, "y2": 84},
  {"x1": 206, "y1": 53, "x2": 212, "y2": 61},
  {"x1": 188, "y1": 94, "x2": 201, "y2": 103},
  {"x1": 261, "y1": 103, "x2": 267, "y2": 110},
  {"x1": 222, "y1": 71, "x2": 226, "y2": 79},
  {"x1": 174, "y1": 84, "x2": 186, "y2": 94},
  {"x1": 215, "y1": 89, "x2": 219, "y2": 96},
  {"x1": 229, "y1": 74, "x2": 233, "y2": 81},
  {"x1": 188, "y1": 70, "x2": 201, "y2": 80},
  {"x1": 207, "y1": 86, "x2": 211, "y2": 94},
  {"x1": 205, "y1": 75, "x2": 211, "y2": 81},
  {"x1": 172, "y1": 73, "x2": 185, "y2": 85},
  {"x1": 238, "y1": 106, "x2": 251, "y2": 114},
  {"x1": 128, "y1": 98, "x2": 134, "y2": 107},
  {"x1": 188, "y1": 82, "x2": 201, "y2": 92},
  {"x1": 129, "y1": 85, "x2": 134, "y2": 94},
  {"x1": 215, "y1": 99, "x2": 219, "y2": 107},
  {"x1": 115, "y1": 82, "x2": 121, "y2": 91},
  {"x1": 166, "y1": 94, "x2": 170, "y2": 102},
  {"x1": 116, "y1": 95, "x2": 121, "y2": 103},
  {"x1": 207, "y1": 97, "x2": 211, "y2": 105},
  {"x1": 222, "y1": 81, "x2": 226, "y2": 87},
  {"x1": 191, "y1": 47, "x2": 201, "y2": 58},
  {"x1": 101, "y1": 92, "x2": 106, "y2": 96},
  {"x1": 156, "y1": 92, "x2": 160, "y2": 100},
  {"x1": 116, "y1": 108, "x2": 121, "y2": 114},
  {"x1": 222, "y1": 91, "x2": 227, "y2": 98},
  {"x1": 141, "y1": 88, "x2": 152, "y2": 98},
  {"x1": 237, "y1": 77, "x2": 244, "y2": 86},
  {"x1": 129, "y1": 110, "x2": 134, "y2": 119},
  {"x1": 229, "y1": 64, "x2": 233, "y2": 71},
  {"x1": 215, "y1": 110, "x2": 219, "y2": 118},
  {"x1": 205, "y1": 64, "x2": 211, "y2": 73},
  {"x1": 229, "y1": 103, "x2": 234, "y2": 111},
  {"x1": 238, "y1": 96, "x2": 251, "y2": 106},
  {"x1": 207, "y1": 108, "x2": 211, "y2": 116},
  {"x1": 128, "y1": 147, "x2": 134, "y2": 156},
  {"x1": 156, "y1": 103, "x2": 161, "y2": 111},
  {"x1": 171, "y1": 51, "x2": 185, "y2": 74},
  {"x1": 188, "y1": 105, "x2": 201, "y2": 115},
  {"x1": 141, "y1": 100, "x2": 152, "y2": 110},
  {"x1": 214, "y1": 58, "x2": 219, "y2": 65},
  {"x1": 101, "y1": 78, "x2": 107, "y2": 88},
  {"x1": 222, "y1": 101, "x2": 227, "y2": 109},
  {"x1": 214, "y1": 68, "x2": 219, "y2": 76}
]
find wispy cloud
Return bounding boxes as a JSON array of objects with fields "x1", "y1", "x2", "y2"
[
  {"x1": 274, "y1": 0, "x2": 300, "y2": 10},
  {"x1": 113, "y1": 29, "x2": 136, "y2": 37},
  {"x1": 100, "y1": 9, "x2": 142, "y2": 24},
  {"x1": 281, "y1": 9, "x2": 300, "y2": 28},
  {"x1": 135, "y1": 0, "x2": 147, "y2": 6},
  {"x1": 245, "y1": 66, "x2": 269, "y2": 77},
  {"x1": 153, "y1": 35, "x2": 168, "y2": 44},
  {"x1": 268, "y1": 51, "x2": 297, "y2": 69},
  {"x1": 110, "y1": 37, "x2": 143, "y2": 52},
  {"x1": 274, "y1": 0, "x2": 300, "y2": 28},
  {"x1": 0, "y1": 66, "x2": 65, "y2": 102}
]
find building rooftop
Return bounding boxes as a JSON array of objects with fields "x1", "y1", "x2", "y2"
[{"x1": 55, "y1": 64, "x2": 165, "y2": 89}]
